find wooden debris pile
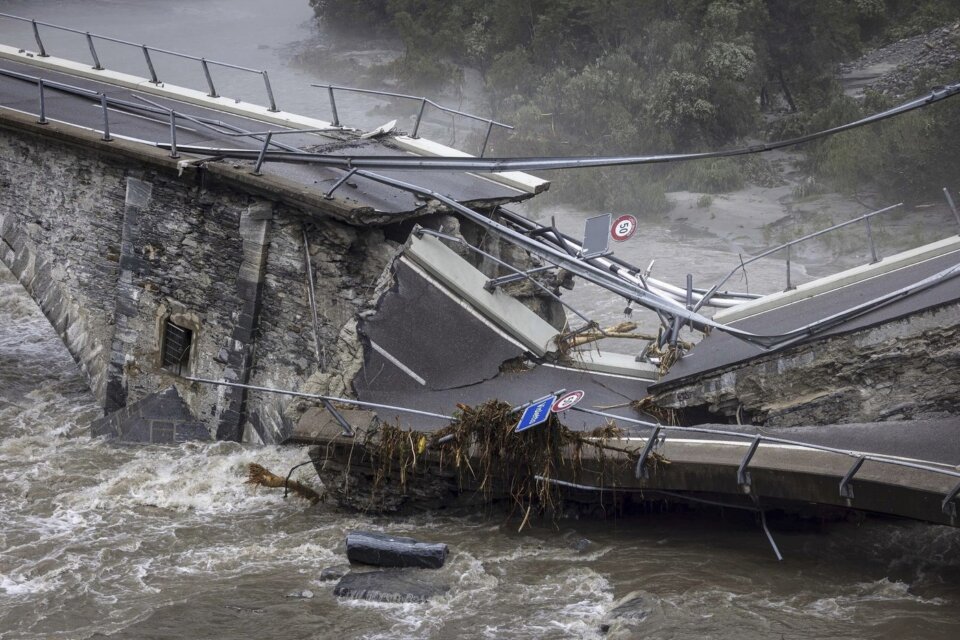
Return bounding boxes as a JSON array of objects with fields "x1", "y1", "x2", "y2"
[{"x1": 365, "y1": 400, "x2": 656, "y2": 524}]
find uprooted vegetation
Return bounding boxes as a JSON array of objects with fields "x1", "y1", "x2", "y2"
[{"x1": 354, "y1": 400, "x2": 669, "y2": 525}]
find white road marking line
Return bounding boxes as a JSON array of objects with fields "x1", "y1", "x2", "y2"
[{"x1": 369, "y1": 340, "x2": 427, "y2": 386}]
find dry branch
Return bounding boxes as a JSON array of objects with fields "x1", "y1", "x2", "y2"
[{"x1": 247, "y1": 463, "x2": 322, "y2": 505}]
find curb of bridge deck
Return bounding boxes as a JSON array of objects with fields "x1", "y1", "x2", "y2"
[{"x1": 715, "y1": 236, "x2": 960, "y2": 324}]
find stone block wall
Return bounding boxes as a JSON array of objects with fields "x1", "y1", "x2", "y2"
[
  {"x1": 651, "y1": 301, "x2": 960, "y2": 426},
  {"x1": 0, "y1": 133, "x2": 125, "y2": 401},
  {"x1": 243, "y1": 214, "x2": 401, "y2": 443},
  {"x1": 0, "y1": 121, "x2": 400, "y2": 443}
]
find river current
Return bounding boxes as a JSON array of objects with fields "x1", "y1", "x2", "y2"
[{"x1": 1, "y1": 1, "x2": 959, "y2": 638}]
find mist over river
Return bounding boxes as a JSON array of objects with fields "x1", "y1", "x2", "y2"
[{"x1": 1, "y1": 2, "x2": 959, "y2": 638}]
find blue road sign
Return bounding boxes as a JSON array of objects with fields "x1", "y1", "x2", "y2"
[{"x1": 515, "y1": 395, "x2": 556, "y2": 433}]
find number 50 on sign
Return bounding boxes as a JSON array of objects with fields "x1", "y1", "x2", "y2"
[{"x1": 611, "y1": 214, "x2": 637, "y2": 242}]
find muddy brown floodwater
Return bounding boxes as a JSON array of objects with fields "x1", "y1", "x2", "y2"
[{"x1": 1, "y1": 2, "x2": 959, "y2": 638}]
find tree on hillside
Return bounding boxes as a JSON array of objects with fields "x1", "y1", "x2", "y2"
[{"x1": 312, "y1": 0, "x2": 960, "y2": 209}]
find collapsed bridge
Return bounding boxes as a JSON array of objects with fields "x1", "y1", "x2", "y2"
[{"x1": 1, "y1": 12, "x2": 959, "y2": 536}]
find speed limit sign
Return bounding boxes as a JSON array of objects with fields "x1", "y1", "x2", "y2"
[
  {"x1": 551, "y1": 390, "x2": 585, "y2": 413},
  {"x1": 611, "y1": 214, "x2": 638, "y2": 242}
]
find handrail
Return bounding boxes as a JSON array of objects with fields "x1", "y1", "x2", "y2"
[
  {"x1": 312, "y1": 83, "x2": 512, "y2": 156},
  {"x1": 0, "y1": 12, "x2": 279, "y2": 111},
  {"x1": 0, "y1": 67, "x2": 303, "y2": 158},
  {"x1": 184, "y1": 376, "x2": 455, "y2": 421},
  {"x1": 347, "y1": 169, "x2": 960, "y2": 351},
  {"x1": 693, "y1": 203, "x2": 903, "y2": 312}
]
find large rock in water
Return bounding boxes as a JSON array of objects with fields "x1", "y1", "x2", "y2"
[
  {"x1": 346, "y1": 531, "x2": 448, "y2": 569},
  {"x1": 599, "y1": 591, "x2": 648, "y2": 637},
  {"x1": 333, "y1": 570, "x2": 449, "y2": 603}
]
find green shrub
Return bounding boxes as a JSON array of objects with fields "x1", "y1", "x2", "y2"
[{"x1": 669, "y1": 158, "x2": 746, "y2": 193}]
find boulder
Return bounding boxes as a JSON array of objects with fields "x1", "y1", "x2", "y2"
[
  {"x1": 599, "y1": 591, "x2": 647, "y2": 637},
  {"x1": 346, "y1": 531, "x2": 448, "y2": 569},
  {"x1": 319, "y1": 564, "x2": 352, "y2": 581},
  {"x1": 333, "y1": 569, "x2": 449, "y2": 603}
]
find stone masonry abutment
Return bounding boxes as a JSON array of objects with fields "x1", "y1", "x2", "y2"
[{"x1": 0, "y1": 110, "x2": 410, "y2": 444}]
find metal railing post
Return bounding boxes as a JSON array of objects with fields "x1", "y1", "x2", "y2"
[
  {"x1": 326, "y1": 86, "x2": 340, "y2": 127},
  {"x1": 200, "y1": 58, "x2": 218, "y2": 98},
  {"x1": 261, "y1": 71, "x2": 278, "y2": 112},
  {"x1": 168, "y1": 111, "x2": 179, "y2": 158},
  {"x1": 678, "y1": 273, "x2": 693, "y2": 335},
  {"x1": 142, "y1": 46, "x2": 159, "y2": 83},
  {"x1": 839, "y1": 455, "x2": 867, "y2": 500},
  {"x1": 634, "y1": 425, "x2": 662, "y2": 480},
  {"x1": 865, "y1": 216, "x2": 880, "y2": 263},
  {"x1": 31, "y1": 20, "x2": 48, "y2": 57},
  {"x1": 943, "y1": 187, "x2": 960, "y2": 231},
  {"x1": 252, "y1": 132, "x2": 273, "y2": 175},
  {"x1": 324, "y1": 168, "x2": 357, "y2": 199},
  {"x1": 99, "y1": 93, "x2": 112, "y2": 141},
  {"x1": 737, "y1": 436, "x2": 762, "y2": 493},
  {"x1": 480, "y1": 119, "x2": 494, "y2": 157},
  {"x1": 412, "y1": 97, "x2": 427, "y2": 138},
  {"x1": 85, "y1": 32, "x2": 103, "y2": 70},
  {"x1": 784, "y1": 244, "x2": 794, "y2": 291},
  {"x1": 37, "y1": 79, "x2": 47, "y2": 124}
]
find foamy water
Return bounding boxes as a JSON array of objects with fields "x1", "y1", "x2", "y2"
[
  {"x1": 3, "y1": 258, "x2": 959, "y2": 639},
  {"x1": 1, "y1": 1, "x2": 959, "y2": 637}
]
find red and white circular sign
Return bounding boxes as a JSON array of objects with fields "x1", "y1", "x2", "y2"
[
  {"x1": 551, "y1": 390, "x2": 585, "y2": 413},
  {"x1": 611, "y1": 214, "x2": 638, "y2": 242}
]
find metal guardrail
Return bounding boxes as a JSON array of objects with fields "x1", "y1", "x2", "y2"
[
  {"x1": 312, "y1": 83, "x2": 512, "y2": 156},
  {"x1": 183, "y1": 376, "x2": 960, "y2": 524},
  {"x1": 693, "y1": 203, "x2": 906, "y2": 312},
  {"x1": 6, "y1": 44, "x2": 960, "y2": 352},
  {"x1": 0, "y1": 12, "x2": 279, "y2": 111},
  {"x1": 570, "y1": 406, "x2": 960, "y2": 522},
  {"x1": 14, "y1": 67, "x2": 957, "y2": 355},
  {"x1": 0, "y1": 66, "x2": 325, "y2": 167},
  {"x1": 1, "y1": 12, "x2": 519, "y2": 157}
]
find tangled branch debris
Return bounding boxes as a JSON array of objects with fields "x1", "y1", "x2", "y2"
[
  {"x1": 365, "y1": 400, "x2": 664, "y2": 526},
  {"x1": 247, "y1": 463, "x2": 322, "y2": 505},
  {"x1": 631, "y1": 396, "x2": 680, "y2": 426},
  {"x1": 564, "y1": 321, "x2": 657, "y2": 348}
]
